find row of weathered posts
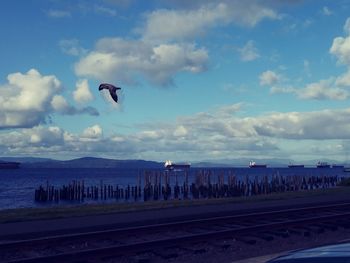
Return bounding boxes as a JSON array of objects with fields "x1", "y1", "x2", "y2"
[{"x1": 34, "y1": 169, "x2": 342, "y2": 203}]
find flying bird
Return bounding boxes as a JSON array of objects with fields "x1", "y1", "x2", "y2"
[{"x1": 98, "y1": 83, "x2": 121, "y2": 103}]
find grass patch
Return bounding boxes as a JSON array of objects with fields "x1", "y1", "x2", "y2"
[{"x1": 1, "y1": 187, "x2": 350, "y2": 224}]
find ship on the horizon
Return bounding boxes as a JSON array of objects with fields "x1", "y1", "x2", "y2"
[
  {"x1": 249, "y1": 161, "x2": 267, "y2": 168},
  {"x1": 0, "y1": 161, "x2": 20, "y2": 169},
  {"x1": 332, "y1": 164, "x2": 344, "y2": 168},
  {"x1": 288, "y1": 163, "x2": 304, "y2": 168},
  {"x1": 316, "y1": 161, "x2": 330, "y2": 168},
  {"x1": 164, "y1": 160, "x2": 190, "y2": 170}
]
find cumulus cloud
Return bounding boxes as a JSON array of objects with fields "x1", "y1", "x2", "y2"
[
  {"x1": 51, "y1": 95, "x2": 99, "y2": 116},
  {"x1": 0, "y1": 69, "x2": 98, "y2": 129},
  {"x1": 173, "y1": 125, "x2": 188, "y2": 137},
  {"x1": 330, "y1": 37, "x2": 350, "y2": 65},
  {"x1": 297, "y1": 79, "x2": 348, "y2": 100},
  {"x1": 328, "y1": 17, "x2": 350, "y2": 90},
  {"x1": 322, "y1": 6, "x2": 333, "y2": 16},
  {"x1": 268, "y1": 18, "x2": 350, "y2": 101},
  {"x1": 254, "y1": 108, "x2": 350, "y2": 140},
  {"x1": 259, "y1": 70, "x2": 280, "y2": 86},
  {"x1": 0, "y1": 126, "x2": 64, "y2": 152},
  {"x1": 336, "y1": 71, "x2": 350, "y2": 86},
  {"x1": 75, "y1": 1, "x2": 281, "y2": 86},
  {"x1": 51, "y1": 95, "x2": 70, "y2": 112},
  {"x1": 142, "y1": 1, "x2": 279, "y2": 42},
  {"x1": 263, "y1": 53, "x2": 350, "y2": 101},
  {"x1": 3, "y1": 105, "x2": 350, "y2": 160},
  {"x1": 75, "y1": 38, "x2": 208, "y2": 85},
  {"x1": 238, "y1": 41, "x2": 260, "y2": 62},
  {"x1": 330, "y1": 18, "x2": 350, "y2": 65},
  {"x1": 73, "y1": 79, "x2": 94, "y2": 103},
  {"x1": 142, "y1": 3, "x2": 227, "y2": 42},
  {"x1": 94, "y1": 5, "x2": 117, "y2": 16},
  {"x1": 59, "y1": 39, "x2": 87, "y2": 56},
  {"x1": 270, "y1": 78, "x2": 349, "y2": 100},
  {"x1": 215, "y1": 103, "x2": 243, "y2": 117},
  {"x1": 344, "y1": 18, "x2": 350, "y2": 35},
  {"x1": 0, "y1": 69, "x2": 61, "y2": 128},
  {"x1": 82, "y1": 125, "x2": 103, "y2": 140}
]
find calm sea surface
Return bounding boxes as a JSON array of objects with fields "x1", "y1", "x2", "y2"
[{"x1": 0, "y1": 167, "x2": 347, "y2": 210}]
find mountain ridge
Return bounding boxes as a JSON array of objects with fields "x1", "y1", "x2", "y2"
[{"x1": 0, "y1": 156, "x2": 346, "y2": 168}]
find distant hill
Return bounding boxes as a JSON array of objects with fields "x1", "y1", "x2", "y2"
[
  {"x1": 9, "y1": 157, "x2": 164, "y2": 169},
  {"x1": 0, "y1": 156, "x2": 346, "y2": 169},
  {"x1": 0, "y1": 157, "x2": 55, "y2": 163}
]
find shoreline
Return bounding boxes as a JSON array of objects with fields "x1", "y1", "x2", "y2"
[
  {"x1": 1, "y1": 187, "x2": 350, "y2": 240},
  {"x1": 1, "y1": 187, "x2": 349, "y2": 224}
]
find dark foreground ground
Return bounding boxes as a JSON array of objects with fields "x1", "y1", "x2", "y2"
[{"x1": 1, "y1": 187, "x2": 350, "y2": 262}]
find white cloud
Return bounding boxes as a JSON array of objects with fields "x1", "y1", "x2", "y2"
[
  {"x1": 142, "y1": 1, "x2": 280, "y2": 42},
  {"x1": 142, "y1": 3, "x2": 227, "y2": 42},
  {"x1": 3, "y1": 105, "x2": 350, "y2": 161},
  {"x1": 75, "y1": 38, "x2": 208, "y2": 85},
  {"x1": 322, "y1": 6, "x2": 333, "y2": 16},
  {"x1": 51, "y1": 95, "x2": 70, "y2": 112},
  {"x1": 270, "y1": 78, "x2": 349, "y2": 101},
  {"x1": 336, "y1": 71, "x2": 350, "y2": 86},
  {"x1": 82, "y1": 125, "x2": 103, "y2": 140},
  {"x1": 263, "y1": 59, "x2": 350, "y2": 101},
  {"x1": 215, "y1": 103, "x2": 243, "y2": 117},
  {"x1": 94, "y1": 5, "x2": 116, "y2": 16},
  {"x1": 173, "y1": 125, "x2": 188, "y2": 137},
  {"x1": 0, "y1": 69, "x2": 61, "y2": 128},
  {"x1": 50, "y1": 95, "x2": 98, "y2": 116},
  {"x1": 138, "y1": 130, "x2": 162, "y2": 140},
  {"x1": 238, "y1": 40, "x2": 260, "y2": 62},
  {"x1": 3, "y1": 126, "x2": 64, "y2": 148},
  {"x1": 330, "y1": 18, "x2": 350, "y2": 65},
  {"x1": 259, "y1": 70, "x2": 280, "y2": 86},
  {"x1": 59, "y1": 39, "x2": 87, "y2": 56},
  {"x1": 344, "y1": 18, "x2": 350, "y2": 35},
  {"x1": 0, "y1": 69, "x2": 98, "y2": 129},
  {"x1": 75, "y1": 1, "x2": 281, "y2": 86},
  {"x1": 330, "y1": 36, "x2": 350, "y2": 65},
  {"x1": 297, "y1": 79, "x2": 348, "y2": 100},
  {"x1": 73, "y1": 79, "x2": 94, "y2": 103},
  {"x1": 254, "y1": 108, "x2": 350, "y2": 140}
]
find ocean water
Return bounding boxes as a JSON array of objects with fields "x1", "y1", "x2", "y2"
[{"x1": 0, "y1": 167, "x2": 347, "y2": 210}]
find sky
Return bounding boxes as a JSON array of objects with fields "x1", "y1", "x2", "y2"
[{"x1": 1, "y1": 0, "x2": 350, "y2": 163}]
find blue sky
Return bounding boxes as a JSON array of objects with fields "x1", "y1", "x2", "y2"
[{"x1": 1, "y1": 0, "x2": 350, "y2": 163}]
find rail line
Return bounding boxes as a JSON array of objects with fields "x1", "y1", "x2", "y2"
[{"x1": 2, "y1": 202, "x2": 350, "y2": 262}]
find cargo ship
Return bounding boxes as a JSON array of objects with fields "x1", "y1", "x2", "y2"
[
  {"x1": 288, "y1": 163, "x2": 304, "y2": 168},
  {"x1": 0, "y1": 161, "x2": 20, "y2": 169},
  {"x1": 249, "y1": 161, "x2": 267, "y2": 168},
  {"x1": 316, "y1": 162, "x2": 330, "y2": 168},
  {"x1": 344, "y1": 167, "x2": 350, "y2": 172},
  {"x1": 164, "y1": 160, "x2": 190, "y2": 170}
]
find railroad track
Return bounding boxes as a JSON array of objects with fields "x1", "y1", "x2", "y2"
[{"x1": 2, "y1": 202, "x2": 350, "y2": 263}]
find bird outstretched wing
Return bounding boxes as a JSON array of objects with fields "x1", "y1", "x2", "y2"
[{"x1": 98, "y1": 83, "x2": 121, "y2": 103}]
